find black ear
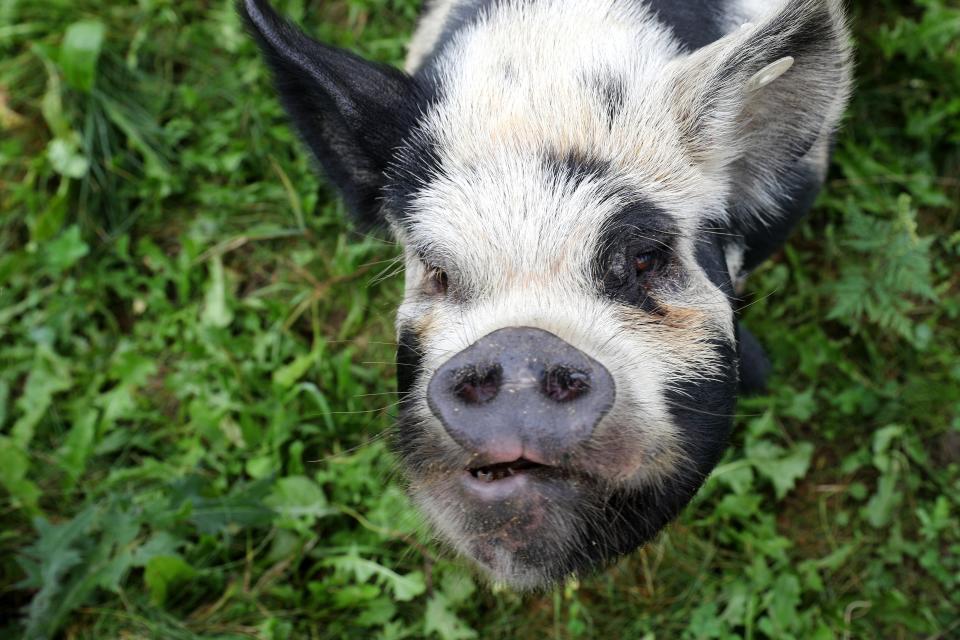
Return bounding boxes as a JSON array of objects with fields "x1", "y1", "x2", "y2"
[{"x1": 239, "y1": 0, "x2": 421, "y2": 226}]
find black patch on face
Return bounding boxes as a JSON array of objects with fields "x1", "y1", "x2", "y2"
[
  {"x1": 543, "y1": 148, "x2": 613, "y2": 190},
  {"x1": 595, "y1": 200, "x2": 678, "y2": 310},
  {"x1": 644, "y1": 0, "x2": 727, "y2": 51},
  {"x1": 660, "y1": 230, "x2": 739, "y2": 484},
  {"x1": 396, "y1": 327, "x2": 424, "y2": 406},
  {"x1": 586, "y1": 73, "x2": 627, "y2": 124},
  {"x1": 695, "y1": 233, "x2": 735, "y2": 299},
  {"x1": 382, "y1": 129, "x2": 446, "y2": 224},
  {"x1": 390, "y1": 326, "x2": 437, "y2": 476},
  {"x1": 666, "y1": 335, "x2": 738, "y2": 477},
  {"x1": 663, "y1": 233, "x2": 736, "y2": 473}
]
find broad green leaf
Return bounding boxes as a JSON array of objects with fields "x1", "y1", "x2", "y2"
[
  {"x1": 871, "y1": 424, "x2": 905, "y2": 472},
  {"x1": 748, "y1": 441, "x2": 815, "y2": 500},
  {"x1": 0, "y1": 435, "x2": 40, "y2": 510},
  {"x1": 44, "y1": 225, "x2": 89, "y2": 273},
  {"x1": 56, "y1": 408, "x2": 98, "y2": 487},
  {"x1": 201, "y1": 256, "x2": 233, "y2": 328},
  {"x1": 264, "y1": 475, "x2": 330, "y2": 525},
  {"x1": 86, "y1": 505, "x2": 141, "y2": 593},
  {"x1": 712, "y1": 461, "x2": 755, "y2": 496},
  {"x1": 273, "y1": 350, "x2": 320, "y2": 389},
  {"x1": 355, "y1": 597, "x2": 398, "y2": 628},
  {"x1": 59, "y1": 20, "x2": 106, "y2": 92},
  {"x1": 37, "y1": 51, "x2": 72, "y2": 139},
  {"x1": 687, "y1": 601, "x2": 725, "y2": 638},
  {"x1": 144, "y1": 555, "x2": 196, "y2": 606},
  {"x1": 246, "y1": 455, "x2": 274, "y2": 479},
  {"x1": 864, "y1": 468, "x2": 901, "y2": 529},
  {"x1": 765, "y1": 574, "x2": 801, "y2": 633},
  {"x1": 324, "y1": 553, "x2": 426, "y2": 603},
  {"x1": 170, "y1": 476, "x2": 275, "y2": 535},
  {"x1": 11, "y1": 350, "x2": 73, "y2": 447},
  {"x1": 439, "y1": 571, "x2": 476, "y2": 606},
  {"x1": 131, "y1": 532, "x2": 183, "y2": 567},
  {"x1": 424, "y1": 593, "x2": 477, "y2": 640}
]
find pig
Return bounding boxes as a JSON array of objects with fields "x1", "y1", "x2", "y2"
[{"x1": 239, "y1": 0, "x2": 852, "y2": 589}]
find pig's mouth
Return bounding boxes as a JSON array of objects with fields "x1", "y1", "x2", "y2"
[{"x1": 467, "y1": 458, "x2": 546, "y2": 482}]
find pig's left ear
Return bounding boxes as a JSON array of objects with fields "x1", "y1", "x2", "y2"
[
  {"x1": 239, "y1": 0, "x2": 421, "y2": 227},
  {"x1": 667, "y1": 0, "x2": 852, "y2": 226}
]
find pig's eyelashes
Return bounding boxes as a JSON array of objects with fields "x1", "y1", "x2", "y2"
[{"x1": 426, "y1": 266, "x2": 450, "y2": 296}]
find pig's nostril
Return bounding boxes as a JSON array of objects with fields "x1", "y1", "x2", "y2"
[
  {"x1": 543, "y1": 365, "x2": 591, "y2": 402},
  {"x1": 453, "y1": 364, "x2": 503, "y2": 405}
]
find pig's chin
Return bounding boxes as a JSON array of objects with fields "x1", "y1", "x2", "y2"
[
  {"x1": 407, "y1": 454, "x2": 713, "y2": 590},
  {"x1": 410, "y1": 461, "x2": 650, "y2": 590},
  {"x1": 414, "y1": 464, "x2": 588, "y2": 588}
]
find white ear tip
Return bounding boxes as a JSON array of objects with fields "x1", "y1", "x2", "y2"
[{"x1": 746, "y1": 56, "x2": 795, "y2": 92}]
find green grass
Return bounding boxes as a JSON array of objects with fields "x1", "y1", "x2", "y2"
[{"x1": 1, "y1": 0, "x2": 958, "y2": 638}]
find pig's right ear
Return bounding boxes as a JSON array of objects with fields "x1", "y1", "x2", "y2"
[{"x1": 239, "y1": 0, "x2": 420, "y2": 226}]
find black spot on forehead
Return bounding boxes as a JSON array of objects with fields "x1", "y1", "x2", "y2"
[
  {"x1": 585, "y1": 73, "x2": 628, "y2": 125},
  {"x1": 643, "y1": 0, "x2": 729, "y2": 51},
  {"x1": 542, "y1": 148, "x2": 613, "y2": 190},
  {"x1": 499, "y1": 58, "x2": 520, "y2": 84},
  {"x1": 386, "y1": 144, "x2": 619, "y2": 231}
]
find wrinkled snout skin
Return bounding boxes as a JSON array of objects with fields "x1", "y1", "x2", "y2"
[{"x1": 242, "y1": 0, "x2": 852, "y2": 589}]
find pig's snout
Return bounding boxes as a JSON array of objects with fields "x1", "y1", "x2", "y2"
[{"x1": 426, "y1": 327, "x2": 615, "y2": 466}]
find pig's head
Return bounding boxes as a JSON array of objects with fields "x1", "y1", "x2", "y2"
[{"x1": 241, "y1": 0, "x2": 851, "y2": 589}]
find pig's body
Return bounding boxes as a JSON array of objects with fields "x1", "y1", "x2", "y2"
[{"x1": 241, "y1": 0, "x2": 852, "y2": 589}]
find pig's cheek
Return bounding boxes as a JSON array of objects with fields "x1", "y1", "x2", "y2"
[{"x1": 574, "y1": 423, "x2": 683, "y2": 487}]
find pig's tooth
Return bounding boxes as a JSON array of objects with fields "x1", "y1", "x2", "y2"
[{"x1": 477, "y1": 469, "x2": 493, "y2": 482}]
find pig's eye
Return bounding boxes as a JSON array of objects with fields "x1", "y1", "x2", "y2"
[
  {"x1": 634, "y1": 251, "x2": 661, "y2": 277},
  {"x1": 427, "y1": 266, "x2": 449, "y2": 296}
]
